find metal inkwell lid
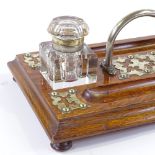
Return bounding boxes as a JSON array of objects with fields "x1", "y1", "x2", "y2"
[{"x1": 47, "y1": 16, "x2": 89, "y2": 52}]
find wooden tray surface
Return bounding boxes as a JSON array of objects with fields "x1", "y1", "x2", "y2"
[{"x1": 8, "y1": 35, "x2": 155, "y2": 145}]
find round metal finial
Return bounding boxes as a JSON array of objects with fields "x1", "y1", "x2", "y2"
[
  {"x1": 68, "y1": 89, "x2": 76, "y2": 94},
  {"x1": 51, "y1": 91, "x2": 58, "y2": 97},
  {"x1": 62, "y1": 107, "x2": 70, "y2": 113}
]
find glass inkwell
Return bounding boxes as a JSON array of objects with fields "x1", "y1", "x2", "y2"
[{"x1": 39, "y1": 16, "x2": 98, "y2": 90}]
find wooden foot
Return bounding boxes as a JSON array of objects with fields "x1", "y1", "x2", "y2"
[
  {"x1": 13, "y1": 77, "x2": 16, "y2": 82},
  {"x1": 50, "y1": 141, "x2": 72, "y2": 152}
]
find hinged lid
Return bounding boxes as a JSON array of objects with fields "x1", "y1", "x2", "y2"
[{"x1": 47, "y1": 16, "x2": 89, "y2": 42}]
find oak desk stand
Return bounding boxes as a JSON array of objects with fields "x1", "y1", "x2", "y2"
[{"x1": 8, "y1": 36, "x2": 155, "y2": 151}]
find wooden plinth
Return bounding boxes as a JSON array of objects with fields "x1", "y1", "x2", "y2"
[{"x1": 8, "y1": 35, "x2": 155, "y2": 151}]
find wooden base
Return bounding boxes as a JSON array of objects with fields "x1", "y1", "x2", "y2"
[{"x1": 7, "y1": 35, "x2": 155, "y2": 151}]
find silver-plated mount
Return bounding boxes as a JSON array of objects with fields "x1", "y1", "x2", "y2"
[
  {"x1": 24, "y1": 53, "x2": 40, "y2": 69},
  {"x1": 113, "y1": 51, "x2": 155, "y2": 80},
  {"x1": 50, "y1": 89, "x2": 88, "y2": 114},
  {"x1": 101, "y1": 9, "x2": 155, "y2": 75}
]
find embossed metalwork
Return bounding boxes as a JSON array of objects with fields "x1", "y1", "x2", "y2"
[
  {"x1": 50, "y1": 89, "x2": 88, "y2": 114},
  {"x1": 114, "y1": 51, "x2": 155, "y2": 80},
  {"x1": 24, "y1": 53, "x2": 41, "y2": 69}
]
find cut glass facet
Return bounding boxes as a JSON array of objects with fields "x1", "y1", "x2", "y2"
[{"x1": 39, "y1": 16, "x2": 98, "y2": 90}]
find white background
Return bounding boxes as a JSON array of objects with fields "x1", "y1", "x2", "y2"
[{"x1": 1, "y1": 0, "x2": 155, "y2": 155}]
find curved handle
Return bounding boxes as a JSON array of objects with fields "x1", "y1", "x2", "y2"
[{"x1": 101, "y1": 9, "x2": 155, "y2": 75}]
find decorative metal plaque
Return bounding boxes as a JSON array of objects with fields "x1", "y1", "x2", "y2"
[
  {"x1": 50, "y1": 89, "x2": 88, "y2": 114},
  {"x1": 113, "y1": 51, "x2": 155, "y2": 80},
  {"x1": 24, "y1": 53, "x2": 40, "y2": 69}
]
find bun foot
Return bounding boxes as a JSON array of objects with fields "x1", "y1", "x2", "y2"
[
  {"x1": 50, "y1": 141, "x2": 72, "y2": 152},
  {"x1": 13, "y1": 77, "x2": 16, "y2": 82}
]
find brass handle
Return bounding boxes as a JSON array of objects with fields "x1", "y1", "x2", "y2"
[{"x1": 101, "y1": 9, "x2": 155, "y2": 75}]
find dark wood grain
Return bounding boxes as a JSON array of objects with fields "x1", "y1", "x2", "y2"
[{"x1": 7, "y1": 35, "x2": 155, "y2": 150}]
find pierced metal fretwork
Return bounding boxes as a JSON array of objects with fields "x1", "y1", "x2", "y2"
[
  {"x1": 50, "y1": 89, "x2": 88, "y2": 114},
  {"x1": 113, "y1": 51, "x2": 155, "y2": 80},
  {"x1": 24, "y1": 53, "x2": 41, "y2": 69}
]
